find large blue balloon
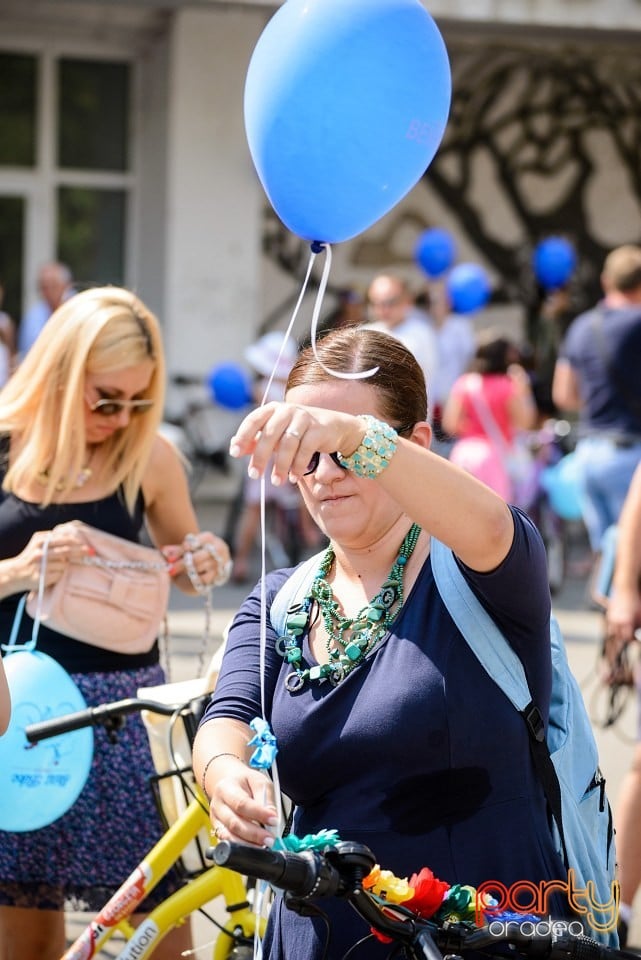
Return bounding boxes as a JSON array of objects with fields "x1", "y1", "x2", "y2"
[
  {"x1": 533, "y1": 237, "x2": 576, "y2": 290},
  {"x1": 207, "y1": 363, "x2": 253, "y2": 411},
  {"x1": 244, "y1": 0, "x2": 452, "y2": 244},
  {"x1": 0, "y1": 649, "x2": 93, "y2": 832},
  {"x1": 446, "y1": 263, "x2": 491, "y2": 314},
  {"x1": 415, "y1": 228, "x2": 456, "y2": 278}
]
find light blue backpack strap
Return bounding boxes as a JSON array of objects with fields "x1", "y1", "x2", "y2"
[
  {"x1": 430, "y1": 538, "x2": 532, "y2": 713},
  {"x1": 270, "y1": 551, "x2": 324, "y2": 636}
]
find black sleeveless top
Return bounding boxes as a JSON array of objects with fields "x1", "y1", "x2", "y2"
[{"x1": 0, "y1": 438, "x2": 158, "y2": 672}]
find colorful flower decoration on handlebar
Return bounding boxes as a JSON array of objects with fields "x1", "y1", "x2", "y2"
[
  {"x1": 364, "y1": 864, "x2": 496, "y2": 923},
  {"x1": 248, "y1": 717, "x2": 279, "y2": 770},
  {"x1": 363, "y1": 860, "x2": 537, "y2": 945},
  {"x1": 269, "y1": 825, "x2": 540, "y2": 946}
]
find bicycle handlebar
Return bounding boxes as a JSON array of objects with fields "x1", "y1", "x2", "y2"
[
  {"x1": 24, "y1": 696, "x2": 201, "y2": 744},
  {"x1": 211, "y1": 841, "x2": 627, "y2": 960}
]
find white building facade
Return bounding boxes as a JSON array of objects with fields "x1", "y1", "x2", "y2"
[{"x1": 1, "y1": 0, "x2": 640, "y2": 381}]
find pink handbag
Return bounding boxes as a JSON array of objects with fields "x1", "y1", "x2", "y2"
[{"x1": 26, "y1": 521, "x2": 170, "y2": 654}]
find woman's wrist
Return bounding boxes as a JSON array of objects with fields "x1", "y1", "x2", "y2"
[
  {"x1": 200, "y1": 751, "x2": 244, "y2": 800},
  {"x1": 339, "y1": 415, "x2": 399, "y2": 479},
  {"x1": 0, "y1": 557, "x2": 26, "y2": 600}
]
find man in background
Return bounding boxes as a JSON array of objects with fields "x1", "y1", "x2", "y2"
[
  {"x1": 18, "y1": 261, "x2": 73, "y2": 357},
  {"x1": 365, "y1": 273, "x2": 438, "y2": 409},
  {"x1": 553, "y1": 244, "x2": 641, "y2": 568},
  {"x1": 426, "y1": 279, "x2": 476, "y2": 450}
]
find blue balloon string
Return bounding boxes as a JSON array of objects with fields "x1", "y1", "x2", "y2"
[{"x1": 309, "y1": 244, "x2": 379, "y2": 381}]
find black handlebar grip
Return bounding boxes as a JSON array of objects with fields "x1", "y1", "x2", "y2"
[
  {"x1": 211, "y1": 841, "x2": 337, "y2": 898},
  {"x1": 25, "y1": 697, "x2": 190, "y2": 744},
  {"x1": 25, "y1": 708, "x2": 96, "y2": 743},
  {"x1": 550, "y1": 935, "x2": 612, "y2": 960}
]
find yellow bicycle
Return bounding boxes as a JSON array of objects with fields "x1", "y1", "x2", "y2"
[{"x1": 25, "y1": 694, "x2": 265, "y2": 960}]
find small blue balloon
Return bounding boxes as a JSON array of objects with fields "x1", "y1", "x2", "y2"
[
  {"x1": 540, "y1": 452, "x2": 583, "y2": 522},
  {"x1": 446, "y1": 263, "x2": 491, "y2": 314},
  {"x1": 415, "y1": 228, "x2": 456, "y2": 278},
  {"x1": 244, "y1": 0, "x2": 452, "y2": 243},
  {"x1": 207, "y1": 363, "x2": 253, "y2": 411},
  {"x1": 533, "y1": 237, "x2": 576, "y2": 290},
  {"x1": 0, "y1": 649, "x2": 93, "y2": 832}
]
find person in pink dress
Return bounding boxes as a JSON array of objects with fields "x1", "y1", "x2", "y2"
[{"x1": 442, "y1": 332, "x2": 537, "y2": 503}]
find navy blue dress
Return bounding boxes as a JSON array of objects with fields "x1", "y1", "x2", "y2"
[{"x1": 204, "y1": 509, "x2": 566, "y2": 959}]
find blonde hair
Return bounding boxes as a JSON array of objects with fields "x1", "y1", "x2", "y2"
[
  {"x1": 601, "y1": 245, "x2": 641, "y2": 293},
  {"x1": 0, "y1": 286, "x2": 165, "y2": 512}
]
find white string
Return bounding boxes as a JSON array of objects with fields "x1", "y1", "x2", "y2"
[
  {"x1": 309, "y1": 244, "x2": 378, "y2": 380},
  {"x1": 253, "y1": 880, "x2": 269, "y2": 960},
  {"x1": 259, "y1": 249, "x2": 317, "y2": 407},
  {"x1": 250, "y1": 242, "x2": 382, "y2": 952},
  {"x1": 254, "y1": 241, "x2": 381, "y2": 820},
  {"x1": 30, "y1": 534, "x2": 52, "y2": 648},
  {"x1": 256, "y1": 245, "x2": 324, "y2": 836},
  {"x1": 259, "y1": 476, "x2": 268, "y2": 721}
]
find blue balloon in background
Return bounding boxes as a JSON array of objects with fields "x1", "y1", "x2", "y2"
[
  {"x1": 533, "y1": 237, "x2": 576, "y2": 290},
  {"x1": 0, "y1": 649, "x2": 93, "y2": 832},
  {"x1": 415, "y1": 228, "x2": 457, "y2": 278},
  {"x1": 208, "y1": 363, "x2": 253, "y2": 411},
  {"x1": 446, "y1": 263, "x2": 491, "y2": 314},
  {"x1": 244, "y1": 0, "x2": 452, "y2": 244}
]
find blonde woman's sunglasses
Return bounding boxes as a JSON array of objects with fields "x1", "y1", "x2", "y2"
[{"x1": 86, "y1": 395, "x2": 154, "y2": 417}]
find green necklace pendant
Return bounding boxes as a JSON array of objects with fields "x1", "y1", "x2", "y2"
[{"x1": 276, "y1": 523, "x2": 421, "y2": 692}]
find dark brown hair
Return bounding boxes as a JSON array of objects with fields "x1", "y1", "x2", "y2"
[
  {"x1": 469, "y1": 332, "x2": 515, "y2": 375},
  {"x1": 286, "y1": 327, "x2": 428, "y2": 425}
]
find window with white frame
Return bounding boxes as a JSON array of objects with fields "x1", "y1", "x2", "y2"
[{"x1": 0, "y1": 50, "x2": 132, "y2": 323}]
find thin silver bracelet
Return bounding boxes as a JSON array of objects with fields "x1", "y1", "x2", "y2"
[{"x1": 201, "y1": 752, "x2": 243, "y2": 799}]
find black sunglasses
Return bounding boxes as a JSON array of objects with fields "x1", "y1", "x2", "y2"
[
  {"x1": 303, "y1": 422, "x2": 415, "y2": 477},
  {"x1": 303, "y1": 452, "x2": 346, "y2": 476}
]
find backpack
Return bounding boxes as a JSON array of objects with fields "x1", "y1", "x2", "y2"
[{"x1": 270, "y1": 540, "x2": 619, "y2": 945}]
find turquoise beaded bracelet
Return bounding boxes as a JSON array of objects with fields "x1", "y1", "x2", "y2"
[{"x1": 338, "y1": 415, "x2": 399, "y2": 479}]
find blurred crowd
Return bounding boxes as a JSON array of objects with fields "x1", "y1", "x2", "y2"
[{"x1": 3, "y1": 242, "x2": 641, "y2": 948}]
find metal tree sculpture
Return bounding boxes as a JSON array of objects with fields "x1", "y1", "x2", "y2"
[{"x1": 423, "y1": 44, "x2": 641, "y2": 323}]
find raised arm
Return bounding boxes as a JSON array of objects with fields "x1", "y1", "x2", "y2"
[
  {"x1": 229, "y1": 401, "x2": 513, "y2": 573},
  {"x1": 552, "y1": 357, "x2": 582, "y2": 412}
]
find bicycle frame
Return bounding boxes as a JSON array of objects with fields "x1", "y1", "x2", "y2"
[{"x1": 63, "y1": 792, "x2": 263, "y2": 960}]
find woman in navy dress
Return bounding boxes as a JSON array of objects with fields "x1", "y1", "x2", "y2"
[{"x1": 194, "y1": 328, "x2": 566, "y2": 959}]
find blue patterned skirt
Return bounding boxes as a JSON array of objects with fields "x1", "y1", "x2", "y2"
[{"x1": 0, "y1": 665, "x2": 185, "y2": 911}]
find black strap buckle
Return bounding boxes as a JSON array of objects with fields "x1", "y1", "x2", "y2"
[{"x1": 523, "y1": 702, "x2": 546, "y2": 742}]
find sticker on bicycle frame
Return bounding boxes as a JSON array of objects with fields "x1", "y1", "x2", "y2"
[
  {"x1": 96, "y1": 862, "x2": 153, "y2": 926},
  {"x1": 117, "y1": 920, "x2": 159, "y2": 960},
  {"x1": 62, "y1": 922, "x2": 108, "y2": 960}
]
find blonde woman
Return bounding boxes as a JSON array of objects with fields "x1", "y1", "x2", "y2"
[{"x1": 0, "y1": 287, "x2": 231, "y2": 960}]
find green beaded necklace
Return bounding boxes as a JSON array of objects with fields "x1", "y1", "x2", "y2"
[{"x1": 276, "y1": 523, "x2": 421, "y2": 692}]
